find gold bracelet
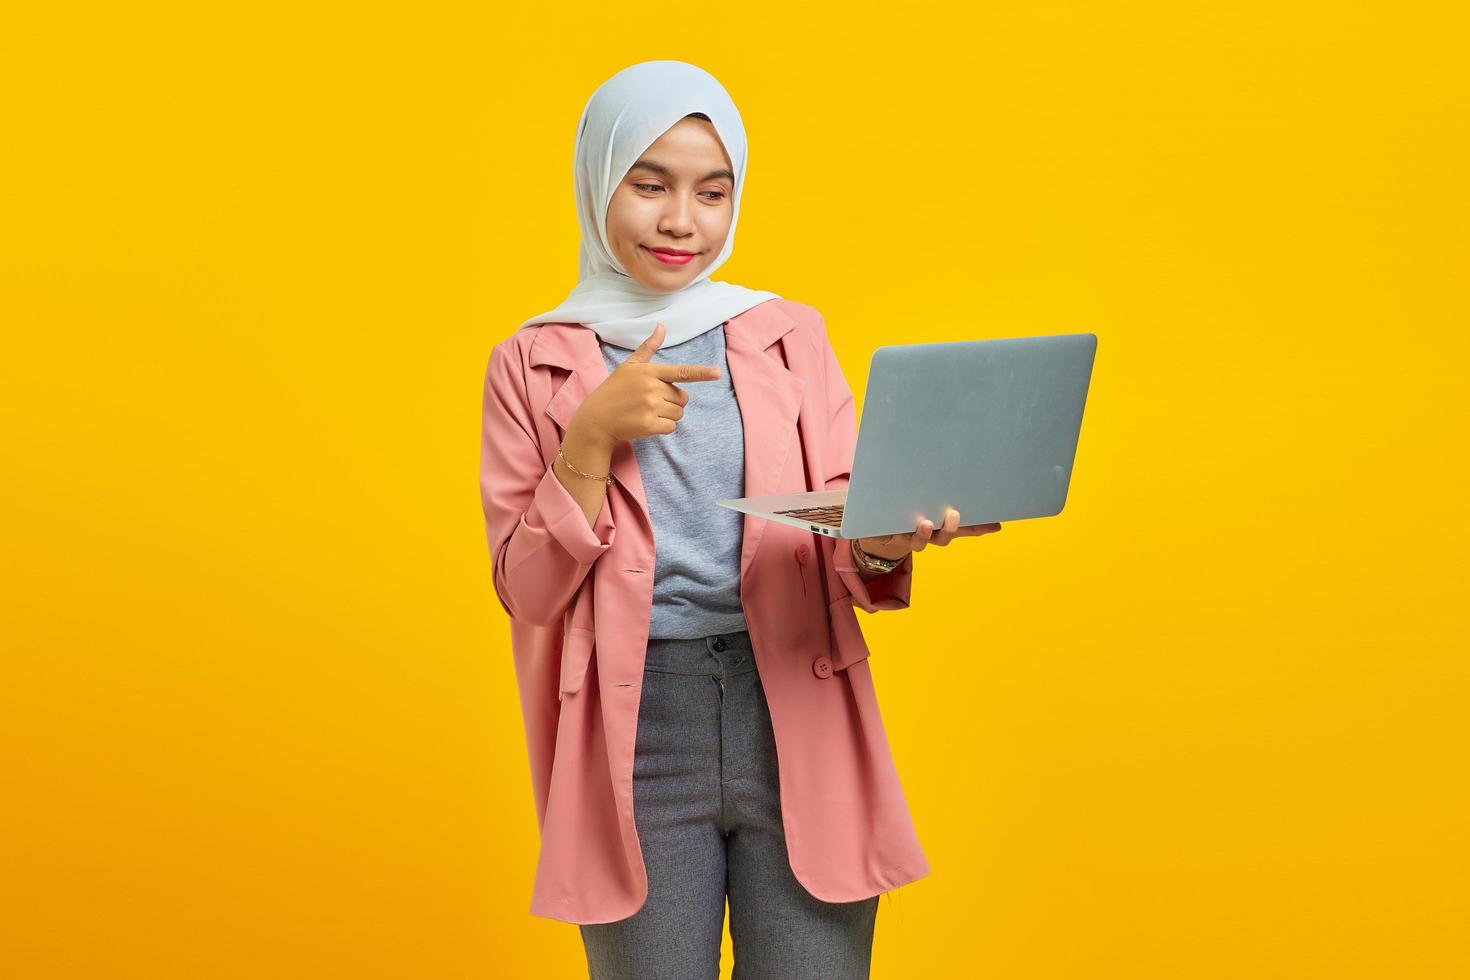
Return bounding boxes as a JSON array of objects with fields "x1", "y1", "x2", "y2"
[{"x1": 557, "y1": 445, "x2": 615, "y2": 487}]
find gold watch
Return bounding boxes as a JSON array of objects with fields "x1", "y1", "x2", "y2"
[{"x1": 850, "y1": 537, "x2": 901, "y2": 574}]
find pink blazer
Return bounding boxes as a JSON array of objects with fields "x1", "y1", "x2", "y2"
[{"x1": 479, "y1": 297, "x2": 929, "y2": 924}]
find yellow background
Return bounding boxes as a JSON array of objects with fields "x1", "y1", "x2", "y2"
[{"x1": 3, "y1": 2, "x2": 1466, "y2": 977}]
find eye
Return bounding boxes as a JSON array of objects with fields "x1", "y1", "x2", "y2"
[{"x1": 632, "y1": 182, "x2": 727, "y2": 202}]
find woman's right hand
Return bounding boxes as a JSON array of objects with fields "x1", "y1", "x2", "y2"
[{"x1": 572, "y1": 322, "x2": 724, "y2": 445}]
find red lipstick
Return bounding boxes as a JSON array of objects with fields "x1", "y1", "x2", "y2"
[{"x1": 644, "y1": 246, "x2": 696, "y2": 266}]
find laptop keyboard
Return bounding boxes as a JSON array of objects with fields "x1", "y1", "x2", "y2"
[{"x1": 774, "y1": 504, "x2": 844, "y2": 529}]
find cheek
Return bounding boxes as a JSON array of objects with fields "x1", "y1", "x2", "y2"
[
  {"x1": 605, "y1": 195, "x2": 634, "y2": 232},
  {"x1": 701, "y1": 211, "x2": 733, "y2": 247},
  {"x1": 607, "y1": 200, "x2": 655, "y2": 247}
]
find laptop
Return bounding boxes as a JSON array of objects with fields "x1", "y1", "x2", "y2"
[{"x1": 714, "y1": 333, "x2": 1098, "y2": 539}]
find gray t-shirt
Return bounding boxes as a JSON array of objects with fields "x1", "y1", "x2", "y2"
[{"x1": 598, "y1": 323, "x2": 748, "y2": 639}]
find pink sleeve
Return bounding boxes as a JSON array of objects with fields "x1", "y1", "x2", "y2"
[
  {"x1": 480, "y1": 343, "x2": 616, "y2": 627},
  {"x1": 813, "y1": 311, "x2": 914, "y2": 613}
]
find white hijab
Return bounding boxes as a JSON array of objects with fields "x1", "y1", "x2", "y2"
[{"x1": 516, "y1": 60, "x2": 781, "y2": 350}]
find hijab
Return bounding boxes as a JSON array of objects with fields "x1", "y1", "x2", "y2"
[{"x1": 515, "y1": 60, "x2": 781, "y2": 350}]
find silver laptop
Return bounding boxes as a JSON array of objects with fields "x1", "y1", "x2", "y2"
[{"x1": 714, "y1": 333, "x2": 1098, "y2": 539}]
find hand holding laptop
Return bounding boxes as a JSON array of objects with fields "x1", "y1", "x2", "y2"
[{"x1": 855, "y1": 508, "x2": 1003, "y2": 562}]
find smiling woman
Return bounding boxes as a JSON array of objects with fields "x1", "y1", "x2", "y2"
[
  {"x1": 513, "y1": 63, "x2": 782, "y2": 350},
  {"x1": 605, "y1": 113, "x2": 737, "y2": 287},
  {"x1": 485, "y1": 59, "x2": 920, "y2": 980}
]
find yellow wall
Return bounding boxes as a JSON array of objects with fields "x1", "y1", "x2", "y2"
[{"x1": 3, "y1": 2, "x2": 1465, "y2": 977}]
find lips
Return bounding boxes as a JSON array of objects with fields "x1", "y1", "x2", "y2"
[{"x1": 644, "y1": 246, "x2": 696, "y2": 266}]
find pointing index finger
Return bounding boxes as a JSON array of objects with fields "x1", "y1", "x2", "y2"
[{"x1": 648, "y1": 362, "x2": 723, "y2": 382}]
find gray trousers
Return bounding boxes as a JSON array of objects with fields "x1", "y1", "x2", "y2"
[{"x1": 579, "y1": 629, "x2": 880, "y2": 980}]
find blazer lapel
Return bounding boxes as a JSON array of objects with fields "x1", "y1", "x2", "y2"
[
  {"x1": 723, "y1": 302, "x2": 806, "y2": 585},
  {"x1": 526, "y1": 298, "x2": 804, "y2": 586}
]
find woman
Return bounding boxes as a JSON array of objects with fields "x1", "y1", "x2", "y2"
[{"x1": 480, "y1": 59, "x2": 1002, "y2": 979}]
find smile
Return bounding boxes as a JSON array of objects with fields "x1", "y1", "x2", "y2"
[{"x1": 643, "y1": 246, "x2": 696, "y2": 266}]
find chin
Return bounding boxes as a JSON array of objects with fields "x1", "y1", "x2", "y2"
[
  {"x1": 637, "y1": 277, "x2": 689, "y2": 292},
  {"x1": 632, "y1": 260, "x2": 702, "y2": 290}
]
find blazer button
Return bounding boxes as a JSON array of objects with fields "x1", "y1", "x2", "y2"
[
  {"x1": 812, "y1": 656, "x2": 832, "y2": 679},
  {"x1": 796, "y1": 543, "x2": 811, "y2": 564}
]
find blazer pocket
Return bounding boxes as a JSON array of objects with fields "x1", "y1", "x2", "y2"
[
  {"x1": 559, "y1": 627, "x2": 597, "y2": 700},
  {"x1": 826, "y1": 593, "x2": 872, "y2": 672}
]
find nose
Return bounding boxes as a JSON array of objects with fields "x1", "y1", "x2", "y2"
[{"x1": 658, "y1": 193, "x2": 697, "y2": 237}]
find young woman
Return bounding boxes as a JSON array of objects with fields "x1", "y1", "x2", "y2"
[{"x1": 480, "y1": 59, "x2": 1002, "y2": 979}]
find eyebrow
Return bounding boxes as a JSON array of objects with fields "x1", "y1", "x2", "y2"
[{"x1": 628, "y1": 158, "x2": 734, "y2": 184}]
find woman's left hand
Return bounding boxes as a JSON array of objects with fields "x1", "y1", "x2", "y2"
[{"x1": 857, "y1": 508, "x2": 1002, "y2": 561}]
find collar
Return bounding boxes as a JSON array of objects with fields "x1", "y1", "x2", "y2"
[{"x1": 526, "y1": 297, "x2": 797, "y2": 371}]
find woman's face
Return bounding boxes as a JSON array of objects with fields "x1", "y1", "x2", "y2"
[{"x1": 605, "y1": 116, "x2": 735, "y2": 290}]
